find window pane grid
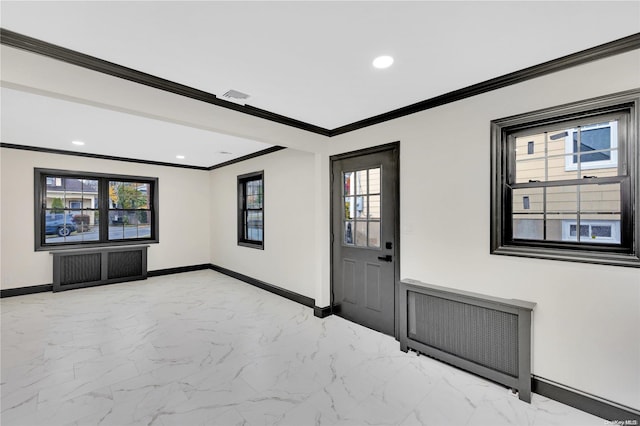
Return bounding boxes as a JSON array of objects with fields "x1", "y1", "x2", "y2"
[
  {"x1": 493, "y1": 93, "x2": 637, "y2": 265},
  {"x1": 513, "y1": 180, "x2": 623, "y2": 244},
  {"x1": 238, "y1": 172, "x2": 264, "y2": 247},
  {"x1": 108, "y1": 181, "x2": 153, "y2": 241},
  {"x1": 38, "y1": 171, "x2": 156, "y2": 248},
  {"x1": 342, "y1": 167, "x2": 381, "y2": 248},
  {"x1": 510, "y1": 115, "x2": 626, "y2": 247},
  {"x1": 44, "y1": 176, "x2": 101, "y2": 243},
  {"x1": 515, "y1": 120, "x2": 619, "y2": 184}
]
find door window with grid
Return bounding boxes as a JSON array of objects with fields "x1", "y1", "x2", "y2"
[{"x1": 343, "y1": 167, "x2": 381, "y2": 248}]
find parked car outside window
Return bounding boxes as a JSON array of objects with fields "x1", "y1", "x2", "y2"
[{"x1": 45, "y1": 214, "x2": 77, "y2": 237}]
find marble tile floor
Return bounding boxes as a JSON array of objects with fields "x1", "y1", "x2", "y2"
[{"x1": 1, "y1": 270, "x2": 603, "y2": 426}]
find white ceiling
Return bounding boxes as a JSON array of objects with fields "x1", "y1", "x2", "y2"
[
  {"x1": 1, "y1": 1, "x2": 639, "y2": 167},
  {"x1": 1, "y1": 86, "x2": 273, "y2": 168}
]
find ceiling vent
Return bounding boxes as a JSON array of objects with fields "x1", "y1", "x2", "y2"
[{"x1": 221, "y1": 89, "x2": 250, "y2": 104}]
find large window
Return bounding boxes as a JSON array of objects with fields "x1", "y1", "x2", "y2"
[
  {"x1": 490, "y1": 90, "x2": 639, "y2": 267},
  {"x1": 237, "y1": 171, "x2": 264, "y2": 249},
  {"x1": 35, "y1": 169, "x2": 158, "y2": 250}
]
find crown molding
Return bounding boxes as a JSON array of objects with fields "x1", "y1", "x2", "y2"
[
  {"x1": 0, "y1": 142, "x2": 286, "y2": 170},
  {"x1": 330, "y1": 32, "x2": 640, "y2": 135},
  {"x1": 0, "y1": 28, "x2": 332, "y2": 137},
  {"x1": 208, "y1": 146, "x2": 286, "y2": 170},
  {"x1": 2, "y1": 28, "x2": 639, "y2": 143}
]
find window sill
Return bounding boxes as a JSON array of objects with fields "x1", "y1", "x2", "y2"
[
  {"x1": 491, "y1": 245, "x2": 640, "y2": 268},
  {"x1": 238, "y1": 241, "x2": 264, "y2": 250},
  {"x1": 37, "y1": 239, "x2": 158, "y2": 252}
]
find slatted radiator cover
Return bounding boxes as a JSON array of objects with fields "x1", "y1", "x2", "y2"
[
  {"x1": 399, "y1": 279, "x2": 536, "y2": 402},
  {"x1": 52, "y1": 245, "x2": 148, "y2": 292}
]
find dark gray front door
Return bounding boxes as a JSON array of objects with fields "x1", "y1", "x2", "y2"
[{"x1": 331, "y1": 144, "x2": 399, "y2": 337}]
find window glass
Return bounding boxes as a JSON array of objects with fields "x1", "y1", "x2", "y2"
[
  {"x1": 43, "y1": 176, "x2": 101, "y2": 244},
  {"x1": 246, "y1": 211, "x2": 263, "y2": 241},
  {"x1": 572, "y1": 124, "x2": 612, "y2": 163},
  {"x1": 238, "y1": 172, "x2": 264, "y2": 248},
  {"x1": 356, "y1": 170, "x2": 367, "y2": 195},
  {"x1": 355, "y1": 196, "x2": 367, "y2": 218},
  {"x1": 491, "y1": 91, "x2": 638, "y2": 267},
  {"x1": 344, "y1": 221, "x2": 354, "y2": 245},
  {"x1": 344, "y1": 172, "x2": 354, "y2": 196},
  {"x1": 108, "y1": 181, "x2": 153, "y2": 241},
  {"x1": 36, "y1": 170, "x2": 157, "y2": 249},
  {"x1": 512, "y1": 188, "x2": 544, "y2": 240},
  {"x1": 566, "y1": 121, "x2": 618, "y2": 171},
  {"x1": 564, "y1": 220, "x2": 620, "y2": 244},
  {"x1": 592, "y1": 225, "x2": 612, "y2": 238},
  {"x1": 369, "y1": 195, "x2": 381, "y2": 219},
  {"x1": 580, "y1": 183, "x2": 620, "y2": 215},
  {"x1": 570, "y1": 224, "x2": 589, "y2": 238},
  {"x1": 344, "y1": 197, "x2": 354, "y2": 219},
  {"x1": 355, "y1": 221, "x2": 367, "y2": 247},
  {"x1": 510, "y1": 119, "x2": 623, "y2": 243},
  {"x1": 514, "y1": 121, "x2": 619, "y2": 184},
  {"x1": 368, "y1": 221, "x2": 381, "y2": 248},
  {"x1": 369, "y1": 168, "x2": 381, "y2": 194},
  {"x1": 342, "y1": 167, "x2": 382, "y2": 248}
]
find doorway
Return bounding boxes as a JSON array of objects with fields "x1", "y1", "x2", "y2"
[{"x1": 330, "y1": 142, "x2": 399, "y2": 337}]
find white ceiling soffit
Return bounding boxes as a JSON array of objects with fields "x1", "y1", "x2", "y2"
[
  {"x1": 0, "y1": 87, "x2": 274, "y2": 168},
  {"x1": 2, "y1": 1, "x2": 639, "y2": 130}
]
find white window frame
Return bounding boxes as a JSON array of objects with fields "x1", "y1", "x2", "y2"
[
  {"x1": 561, "y1": 220, "x2": 621, "y2": 244},
  {"x1": 564, "y1": 121, "x2": 618, "y2": 171}
]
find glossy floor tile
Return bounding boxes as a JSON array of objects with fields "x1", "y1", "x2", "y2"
[{"x1": 2, "y1": 270, "x2": 602, "y2": 425}]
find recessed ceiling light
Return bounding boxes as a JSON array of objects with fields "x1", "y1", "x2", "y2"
[
  {"x1": 176, "y1": 155, "x2": 185, "y2": 160},
  {"x1": 372, "y1": 55, "x2": 394, "y2": 69},
  {"x1": 71, "y1": 140, "x2": 85, "y2": 146}
]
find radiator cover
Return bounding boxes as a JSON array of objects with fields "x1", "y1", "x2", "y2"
[
  {"x1": 52, "y1": 245, "x2": 148, "y2": 292},
  {"x1": 399, "y1": 279, "x2": 536, "y2": 402}
]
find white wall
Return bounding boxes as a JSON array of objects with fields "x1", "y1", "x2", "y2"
[
  {"x1": 0, "y1": 148, "x2": 210, "y2": 290},
  {"x1": 209, "y1": 148, "x2": 317, "y2": 300},
  {"x1": 327, "y1": 50, "x2": 640, "y2": 410}
]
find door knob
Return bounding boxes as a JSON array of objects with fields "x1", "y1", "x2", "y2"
[{"x1": 377, "y1": 255, "x2": 392, "y2": 262}]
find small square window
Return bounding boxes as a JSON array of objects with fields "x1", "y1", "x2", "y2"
[
  {"x1": 565, "y1": 122, "x2": 618, "y2": 171},
  {"x1": 563, "y1": 220, "x2": 619, "y2": 244},
  {"x1": 527, "y1": 141, "x2": 534, "y2": 155}
]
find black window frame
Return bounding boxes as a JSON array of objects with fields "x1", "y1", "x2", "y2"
[
  {"x1": 490, "y1": 89, "x2": 639, "y2": 267},
  {"x1": 35, "y1": 168, "x2": 159, "y2": 251},
  {"x1": 237, "y1": 171, "x2": 264, "y2": 249}
]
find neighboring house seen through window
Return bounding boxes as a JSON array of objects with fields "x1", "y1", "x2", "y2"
[
  {"x1": 490, "y1": 90, "x2": 639, "y2": 267},
  {"x1": 35, "y1": 169, "x2": 158, "y2": 250}
]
